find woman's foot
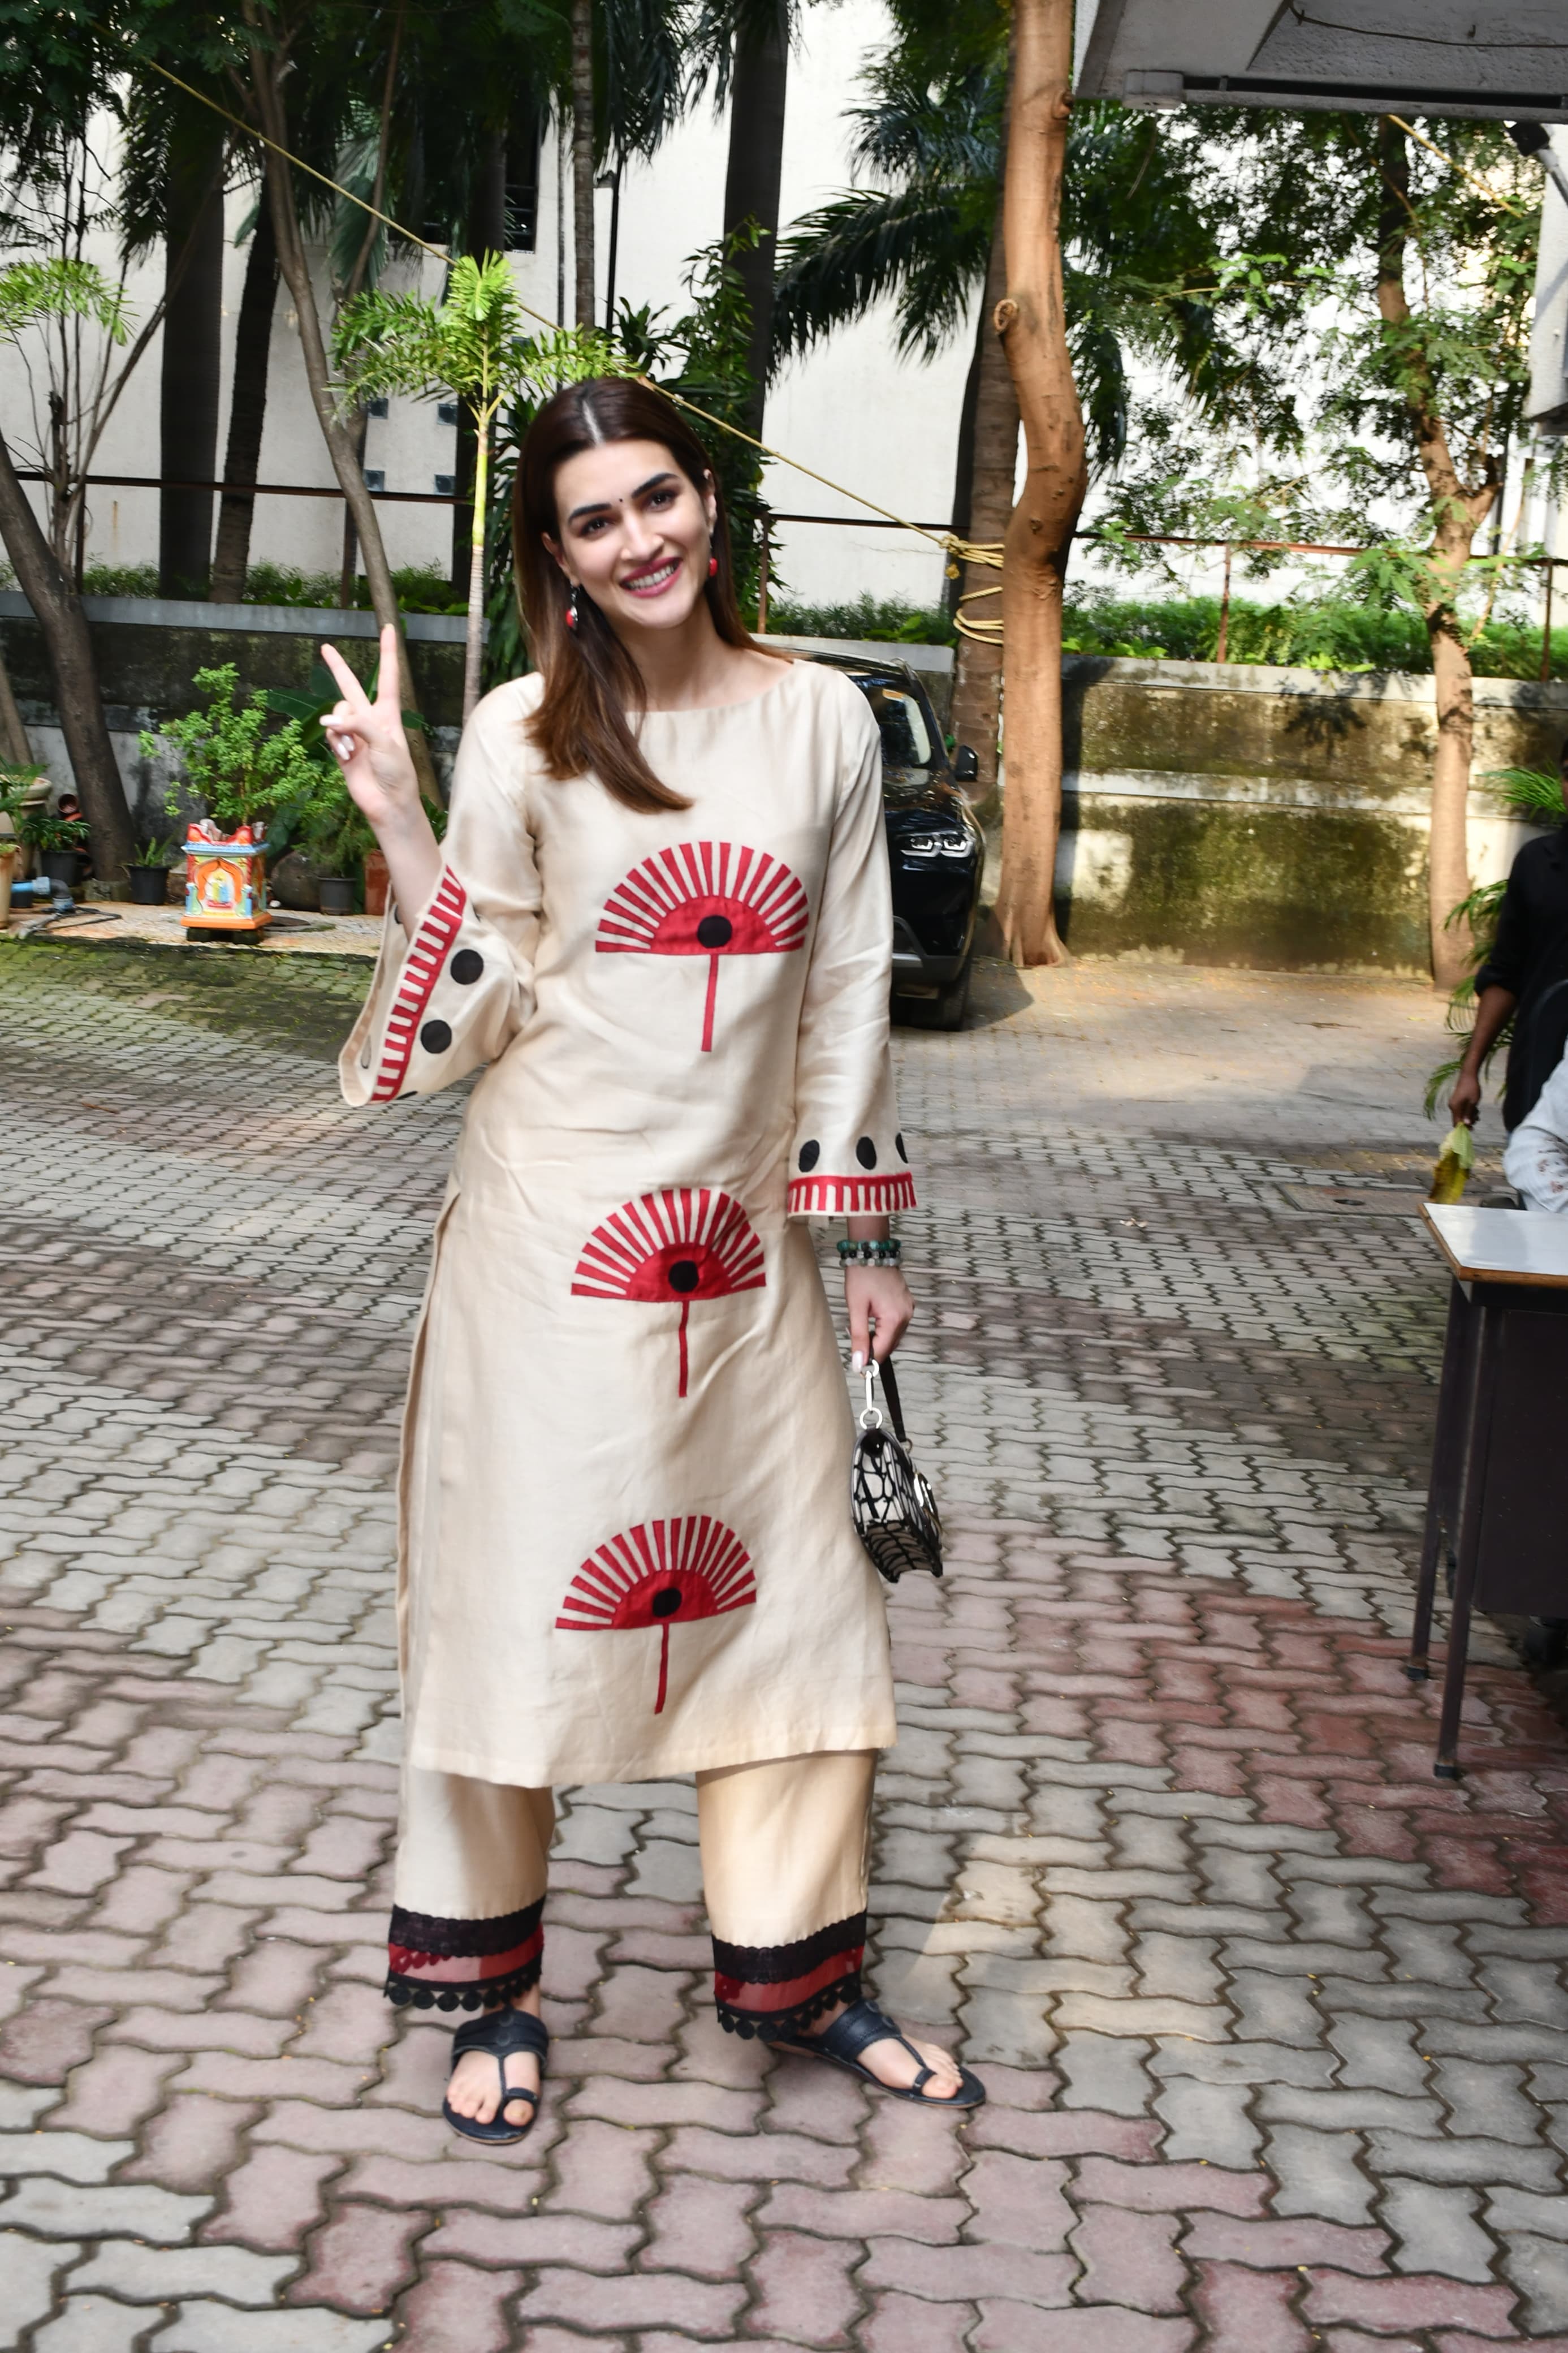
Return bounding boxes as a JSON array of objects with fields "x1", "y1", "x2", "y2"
[
  {"x1": 798, "y1": 1996, "x2": 966, "y2": 2101},
  {"x1": 446, "y1": 1989, "x2": 543, "y2": 2128}
]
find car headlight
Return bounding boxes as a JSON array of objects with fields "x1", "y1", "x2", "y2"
[{"x1": 900, "y1": 831, "x2": 975, "y2": 860}]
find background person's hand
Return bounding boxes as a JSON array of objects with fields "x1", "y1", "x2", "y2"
[
  {"x1": 845, "y1": 1264, "x2": 913, "y2": 1369},
  {"x1": 319, "y1": 624, "x2": 421, "y2": 837},
  {"x1": 1448, "y1": 1067, "x2": 1481, "y2": 1127}
]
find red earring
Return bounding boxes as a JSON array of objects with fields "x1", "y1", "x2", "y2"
[
  {"x1": 565, "y1": 586, "x2": 580, "y2": 631},
  {"x1": 707, "y1": 555, "x2": 719, "y2": 579}
]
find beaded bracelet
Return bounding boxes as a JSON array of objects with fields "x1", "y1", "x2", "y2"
[{"x1": 836, "y1": 1237, "x2": 902, "y2": 1266}]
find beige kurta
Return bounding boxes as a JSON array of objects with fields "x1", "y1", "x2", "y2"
[{"x1": 340, "y1": 656, "x2": 912, "y2": 1788}]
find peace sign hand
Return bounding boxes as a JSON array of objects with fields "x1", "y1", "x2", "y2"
[{"x1": 320, "y1": 625, "x2": 421, "y2": 837}]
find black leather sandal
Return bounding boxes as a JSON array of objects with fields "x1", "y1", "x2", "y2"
[
  {"x1": 775, "y1": 1997, "x2": 985, "y2": 2108},
  {"x1": 442, "y1": 2005, "x2": 549, "y2": 2144}
]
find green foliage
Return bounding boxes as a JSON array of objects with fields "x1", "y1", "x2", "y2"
[
  {"x1": 77, "y1": 561, "x2": 466, "y2": 614},
  {"x1": 758, "y1": 587, "x2": 1567, "y2": 676},
  {"x1": 126, "y1": 833, "x2": 175, "y2": 867},
  {"x1": 336, "y1": 261, "x2": 624, "y2": 422},
  {"x1": 767, "y1": 593, "x2": 957, "y2": 647},
  {"x1": 149, "y1": 665, "x2": 330, "y2": 838},
  {"x1": 1059, "y1": 591, "x2": 1568, "y2": 678},
  {"x1": 0, "y1": 255, "x2": 128, "y2": 343},
  {"x1": 0, "y1": 770, "x2": 85, "y2": 854}
]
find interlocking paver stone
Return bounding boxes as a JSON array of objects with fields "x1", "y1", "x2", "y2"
[{"x1": 4, "y1": 939, "x2": 1568, "y2": 2347}]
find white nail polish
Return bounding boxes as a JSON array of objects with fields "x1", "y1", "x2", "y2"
[{"x1": 852, "y1": 1351, "x2": 865, "y2": 1373}]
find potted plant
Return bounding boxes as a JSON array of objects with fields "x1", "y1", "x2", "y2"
[
  {"x1": 266, "y1": 658, "x2": 427, "y2": 915},
  {"x1": 124, "y1": 835, "x2": 176, "y2": 906},
  {"x1": 147, "y1": 665, "x2": 326, "y2": 934},
  {"x1": 0, "y1": 771, "x2": 88, "y2": 891}
]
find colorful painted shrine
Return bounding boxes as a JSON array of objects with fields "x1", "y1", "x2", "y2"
[{"x1": 183, "y1": 824, "x2": 270, "y2": 933}]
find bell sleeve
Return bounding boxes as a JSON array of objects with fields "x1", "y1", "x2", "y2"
[
  {"x1": 787, "y1": 689, "x2": 917, "y2": 1218},
  {"x1": 339, "y1": 685, "x2": 541, "y2": 1107}
]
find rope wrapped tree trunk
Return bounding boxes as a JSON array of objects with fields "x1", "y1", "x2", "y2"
[{"x1": 994, "y1": 0, "x2": 1086, "y2": 969}]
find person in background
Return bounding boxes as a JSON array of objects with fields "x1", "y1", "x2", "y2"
[
  {"x1": 1504, "y1": 1044, "x2": 1568, "y2": 1209},
  {"x1": 1449, "y1": 738, "x2": 1568, "y2": 1135}
]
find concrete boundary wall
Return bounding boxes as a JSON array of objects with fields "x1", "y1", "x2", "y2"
[
  {"x1": 5, "y1": 606, "x2": 1567, "y2": 971},
  {"x1": 1048, "y1": 657, "x2": 1568, "y2": 973}
]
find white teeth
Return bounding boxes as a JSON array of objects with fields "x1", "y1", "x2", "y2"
[{"x1": 628, "y1": 561, "x2": 679, "y2": 592}]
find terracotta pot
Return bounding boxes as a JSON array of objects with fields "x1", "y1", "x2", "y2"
[{"x1": 364, "y1": 846, "x2": 390, "y2": 918}]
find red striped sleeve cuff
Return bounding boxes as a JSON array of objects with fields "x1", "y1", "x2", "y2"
[
  {"x1": 787, "y1": 1171, "x2": 917, "y2": 1217},
  {"x1": 370, "y1": 869, "x2": 468, "y2": 1102}
]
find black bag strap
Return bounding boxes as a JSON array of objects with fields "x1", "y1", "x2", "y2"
[{"x1": 875, "y1": 1351, "x2": 909, "y2": 1444}]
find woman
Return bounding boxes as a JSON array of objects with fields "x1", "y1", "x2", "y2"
[{"x1": 321, "y1": 376, "x2": 983, "y2": 2143}]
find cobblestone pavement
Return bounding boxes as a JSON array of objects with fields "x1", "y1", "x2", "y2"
[{"x1": 7, "y1": 937, "x2": 1568, "y2": 2352}]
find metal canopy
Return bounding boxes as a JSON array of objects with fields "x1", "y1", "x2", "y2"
[{"x1": 1074, "y1": 2, "x2": 1568, "y2": 124}]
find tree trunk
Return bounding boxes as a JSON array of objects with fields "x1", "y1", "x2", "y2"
[
  {"x1": 948, "y1": 188, "x2": 1018, "y2": 805},
  {"x1": 571, "y1": 0, "x2": 596, "y2": 330},
  {"x1": 1376, "y1": 117, "x2": 1496, "y2": 991},
  {"x1": 452, "y1": 134, "x2": 507, "y2": 594},
  {"x1": 0, "y1": 632, "x2": 33, "y2": 767},
  {"x1": 723, "y1": 6, "x2": 789, "y2": 441},
  {"x1": 247, "y1": 25, "x2": 439, "y2": 798},
  {"x1": 159, "y1": 122, "x2": 227, "y2": 598},
  {"x1": 0, "y1": 429, "x2": 134, "y2": 877},
  {"x1": 993, "y1": 0, "x2": 1085, "y2": 967},
  {"x1": 211, "y1": 202, "x2": 279, "y2": 602}
]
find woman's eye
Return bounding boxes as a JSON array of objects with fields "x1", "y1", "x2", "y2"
[{"x1": 647, "y1": 488, "x2": 677, "y2": 510}]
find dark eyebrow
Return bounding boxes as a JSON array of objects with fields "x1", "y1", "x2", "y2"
[{"x1": 565, "y1": 471, "x2": 680, "y2": 525}]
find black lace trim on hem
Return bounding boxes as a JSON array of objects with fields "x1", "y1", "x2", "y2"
[
  {"x1": 388, "y1": 1897, "x2": 543, "y2": 1958},
  {"x1": 711, "y1": 1911, "x2": 867, "y2": 1986},
  {"x1": 716, "y1": 1966, "x2": 863, "y2": 2043},
  {"x1": 385, "y1": 1954, "x2": 542, "y2": 2012}
]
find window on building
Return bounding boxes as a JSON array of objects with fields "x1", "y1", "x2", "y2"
[{"x1": 505, "y1": 104, "x2": 541, "y2": 252}]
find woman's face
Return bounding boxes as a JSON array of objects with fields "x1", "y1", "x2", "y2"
[{"x1": 546, "y1": 437, "x2": 718, "y2": 639}]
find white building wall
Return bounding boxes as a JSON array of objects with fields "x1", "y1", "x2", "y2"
[{"x1": 0, "y1": 2, "x2": 970, "y2": 613}]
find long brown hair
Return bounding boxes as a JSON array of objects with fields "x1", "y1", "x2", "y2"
[{"x1": 515, "y1": 377, "x2": 773, "y2": 813}]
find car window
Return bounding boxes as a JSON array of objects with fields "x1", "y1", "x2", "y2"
[{"x1": 863, "y1": 682, "x2": 934, "y2": 769}]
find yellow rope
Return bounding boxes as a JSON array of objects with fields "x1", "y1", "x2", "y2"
[{"x1": 1386, "y1": 116, "x2": 1527, "y2": 218}]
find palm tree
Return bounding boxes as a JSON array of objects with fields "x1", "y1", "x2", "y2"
[{"x1": 686, "y1": 0, "x2": 795, "y2": 443}]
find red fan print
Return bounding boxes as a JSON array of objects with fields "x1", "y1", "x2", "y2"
[
  {"x1": 596, "y1": 842, "x2": 809, "y2": 1052},
  {"x1": 571, "y1": 1187, "x2": 766, "y2": 1397},
  {"x1": 556, "y1": 1515, "x2": 755, "y2": 1713}
]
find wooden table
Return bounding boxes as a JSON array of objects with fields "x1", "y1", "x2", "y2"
[{"x1": 1410, "y1": 1204, "x2": 1568, "y2": 1777}]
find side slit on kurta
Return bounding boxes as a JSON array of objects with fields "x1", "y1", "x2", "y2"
[{"x1": 339, "y1": 659, "x2": 913, "y2": 2029}]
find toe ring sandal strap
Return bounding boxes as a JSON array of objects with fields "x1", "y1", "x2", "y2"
[{"x1": 443, "y1": 2005, "x2": 550, "y2": 2146}]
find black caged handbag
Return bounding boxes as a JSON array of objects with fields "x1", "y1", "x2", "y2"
[{"x1": 850, "y1": 1350, "x2": 943, "y2": 1584}]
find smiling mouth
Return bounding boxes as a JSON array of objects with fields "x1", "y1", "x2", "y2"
[{"x1": 622, "y1": 558, "x2": 682, "y2": 596}]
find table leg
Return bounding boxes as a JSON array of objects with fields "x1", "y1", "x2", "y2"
[
  {"x1": 1435, "y1": 1291, "x2": 1497, "y2": 1781},
  {"x1": 1410, "y1": 1277, "x2": 1472, "y2": 1682}
]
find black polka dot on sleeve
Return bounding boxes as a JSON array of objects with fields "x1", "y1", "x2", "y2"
[
  {"x1": 855, "y1": 1136, "x2": 878, "y2": 1169},
  {"x1": 420, "y1": 1019, "x2": 453, "y2": 1054},
  {"x1": 797, "y1": 1140, "x2": 820, "y2": 1171},
  {"x1": 450, "y1": 949, "x2": 483, "y2": 984}
]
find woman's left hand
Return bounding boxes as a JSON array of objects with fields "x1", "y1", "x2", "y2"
[{"x1": 845, "y1": 1264, "x2": 913, "y2": 1369}]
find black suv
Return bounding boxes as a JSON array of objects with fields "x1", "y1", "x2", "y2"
[{"x1": 809, "y1": 652, "x2": 985, "y2": 1029}]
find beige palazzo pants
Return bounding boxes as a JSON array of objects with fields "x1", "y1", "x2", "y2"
[{"x1": 387, "y1": 1749, "x2": 876, "y2": 2041}]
